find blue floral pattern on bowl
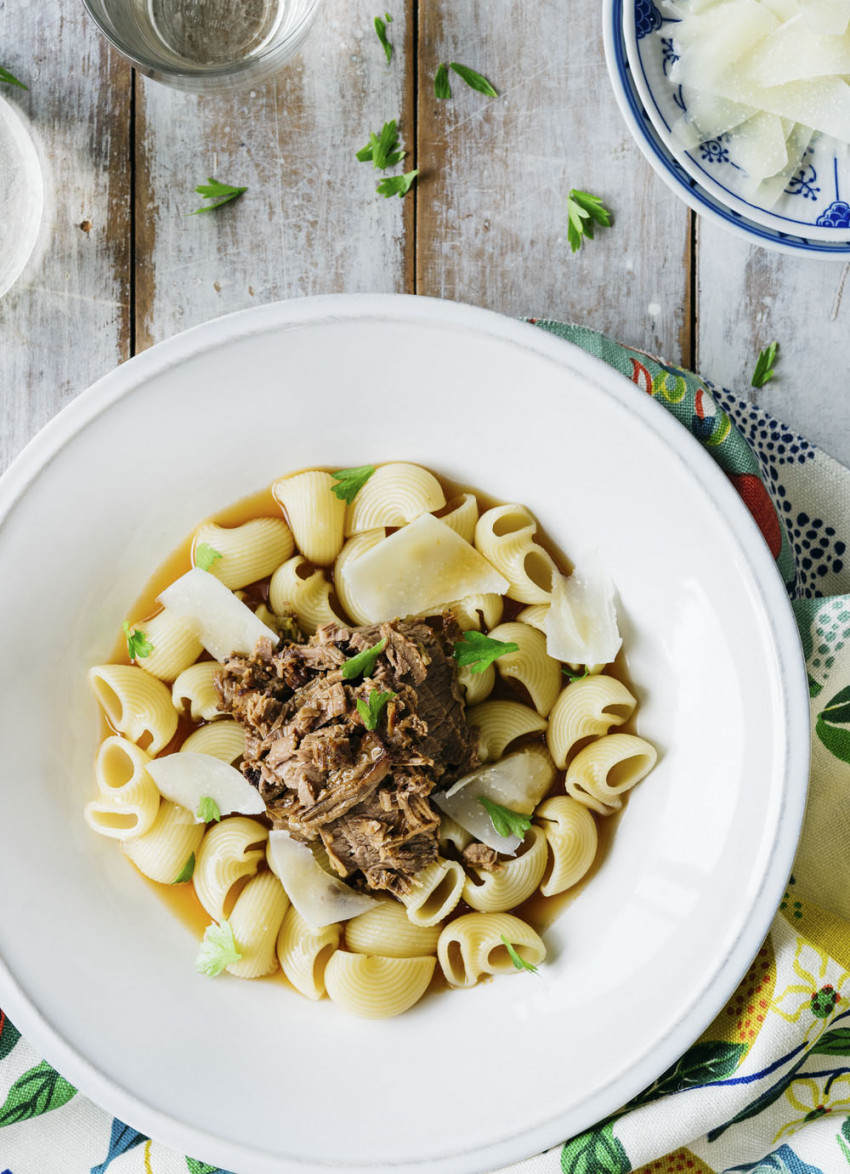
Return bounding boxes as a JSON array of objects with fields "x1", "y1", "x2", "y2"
[
  {"x1": 615, "y1": 0, "x2": 850, "y2": 252},
  {"x1": 603, "y1": 0, "x2": 850, "y2": 256}
]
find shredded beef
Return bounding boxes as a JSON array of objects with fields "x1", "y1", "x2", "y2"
[
  {"x1": 462, "y1": 842, "x2": 500, "y2": 871},
  {"x1": 217, "y1": 616, "x2": 478, "y2": 894}
]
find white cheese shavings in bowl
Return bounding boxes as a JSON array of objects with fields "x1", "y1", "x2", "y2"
[
  {"x1": 158, "y1": 568, "x2": 277, "y2": 662},
  {"x1": 664, "y1": 0, "x2": 850, "y2": 204},
  {"x1": 146, "y1": 752, "x2": 266, "y2": 822},
  {"x1": 544, "y1": 561, "x2": 623, "y2": 668},
  {"x1": 267, "y1": 831, "x2": 377, "y2": 928}
]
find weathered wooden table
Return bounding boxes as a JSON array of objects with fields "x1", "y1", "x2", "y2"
[{"x1": 2, "y1": 0, "x2": 848, "y2": 475}]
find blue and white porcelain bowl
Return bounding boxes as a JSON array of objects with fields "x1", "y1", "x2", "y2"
[{"x1": 603, "y1": 0, "x2": 850, "y2": 257}]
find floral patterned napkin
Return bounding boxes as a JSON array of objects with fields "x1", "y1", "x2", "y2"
[{"x1": 3, "y1": 323, "x2": 850, "y2": 1174}]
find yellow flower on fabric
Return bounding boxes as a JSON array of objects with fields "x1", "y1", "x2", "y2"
[
  {"x1": 770, "y1": 938, "x2": 850, "y2": 1042},
  {"x1": 774, "y1": 1074, "x2": 850, "y2": 1141}
]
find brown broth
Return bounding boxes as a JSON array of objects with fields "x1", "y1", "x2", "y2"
[{"x1": 101, "y1": 465, "x2": 643, "y2": 993}]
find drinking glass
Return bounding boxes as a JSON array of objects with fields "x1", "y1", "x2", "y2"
[{"x1": 82, "y1": 0, "x2": 322, "y2": 92}]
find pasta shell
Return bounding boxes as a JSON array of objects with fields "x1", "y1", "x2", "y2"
[
  {"x1": 193, "y1": 518, "x2": 294, "y2": 589},
  {"x1": 345, "y1": 463, "x2": 445, "y2": 535},
  {"x1": 438, "y1": 912, "x2": 546, "y2": 988},
  {"x1": 324, "y1": 952, "x2": 435, "y2": 1018}
]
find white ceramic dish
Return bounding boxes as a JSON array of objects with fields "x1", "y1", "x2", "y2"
[{"x1": 0, "y1": 295, "x2": 809, "y2": 1173}]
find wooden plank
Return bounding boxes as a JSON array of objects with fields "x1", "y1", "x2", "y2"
[
  {"x1": 135, "y1": 0, "x2": 415, "y2": 352},
  {"x1": 415, "y1": 0, "x2": 693, "y2": 365},
  {"x1": 697, "y1": 223, "x2": 850, "y2": 466},
  {"x1": 0, "y1": 7, "x2": 131, "y2": 473}
]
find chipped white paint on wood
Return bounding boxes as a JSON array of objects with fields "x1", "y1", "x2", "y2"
[
  {"x1": 696, "y1": 221, "x2": 850, "y2": 466},
  {"x1": 416, "y1": 0, "x2": 691, "y2": 363},
  {"x1": 135, "y1": 0, "x2": 413, "y2": 351},
  {"x1": 0, "y1": 6, "x2": 131, "y2": 474}
]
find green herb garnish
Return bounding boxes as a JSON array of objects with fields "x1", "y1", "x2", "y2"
[
  {"x1": 449, "y1": 63, "x2": 498, "y2": 97},
  {"x1": 122, "y1": 621, "x2": 153, "y2": 661},
  {"x1": 197, "y1": 796, "x2": 222, "y2": 824},
  {"x1": 356, "y1": 119, "x2": 405, "y2": 169},
  {"x1": 500, "y1": 934, "x2": 539, "y2": 974},
  {"x1": 376, "y1": 169, "x2": 419, "y2": 199},
  {"x1": 453, "y1": 630, "x2": 519, "y2": 674},
  {"x1": 567, "y1": 189, "x2": 612, "y2": 253},
  {"x1": 195, "y1": 542, "x2": 223, "y2": 571},
  {"x1": 374, "y1": 14, "x2": 393, "y2": 63},
  {"x1": 752, "y1": 342, "x2": 778, "y2": 389},
  {"x1": 356, "y1": 689, "x2": 396, "y2": 731},
  {"x1": 173, "y1": 853, "x2": 195, "y2": 884},
  {"x1": 562, "y1": 665, "x2": 590, "y2": 682},
  {"x1": 190, "y1": 178, "x2": 247, "y2": 215},
  {"x1": 434, "y1": 63, "x2": 452, "y2": 100},
  {"x1": 331, "y1": 464, "x2": 375, "y2": 503},
  {"x1": 196, "y1": 919, "x2": 242, "y2": 977},
  {"x1": 0, "y1": 66, "x2": 27, "y2": 90},
  {"x1": 479, "y1": 797, "x2": 532, "y2": 840},
  {"x1": 342, "y1": 637, "x2": 387, "y2": 681}
]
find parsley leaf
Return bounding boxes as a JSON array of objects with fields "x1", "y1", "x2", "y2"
[
  {"x1": 172, "y1": 853, "x2": 195, "y2": 884},
  {"x1": 356, "y1": 689, "x2": 396, "y2": 731},
  {"x1": 331, "y1": 464, "x2": 375, "y2": 503},
  {"x1": 122, "y1": 620, "x2": 153, "y2": 661},
  {"x1": 453, "y1": 630, "x2": 519, "y2": 674},
  {"x1": 752, "y1": 341, "x2": 778, "y2": 389},
  {"x1": 0, "y1": 66, "x2": 27, "y2": 89},
  {"x1": 195, "y1": 542, "x2": 223, "y2": 572},
  {"x1": 449, "y1": 63, "x2": 498, "y2": 97},
  {"x1": 342, "y1": 637, "x2": 387, "y2": 681},
  {"x1": 434, "y1": 63, "x2": 451, "y2": 100},
  {"x1": 374, "y1": 15, "x2": 393, "y2": 63},
  {"x1": 356, "y1": 120, "x2": 405, "y2": 169},
  {"x1": 479, "y1": 797, "x2": 532, "y2": 840},
  {"x1": 563, "y1": 665, "x2": 589, "y2": 681},
  {"x1": 500, "y1": 934, "x2": 539, "y2": 974},
  {"x1": 567, "y1": 189, "x2": 612, "y2": 253},
  {"x1": 376, "y1": 169, "x2": 419, "y2": 199},
  {"x1": 189, "y1": 177, "x2": 247, "y2": 215},
  {"x1": 196, "y1": 919, "x2": 242, "y2": 977},
  {"x1": 197, "y1": 796, "x2": 222, "y2": 823}
]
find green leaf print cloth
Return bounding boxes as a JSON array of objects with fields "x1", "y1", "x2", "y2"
[{"x1": 3, "y1": 322, "x2": 850, "y2": 1174}]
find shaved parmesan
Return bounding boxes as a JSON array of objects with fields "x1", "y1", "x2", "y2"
[
  {"x1": 146, "y1": 752, "x2": 266, "y2": 821},
  {"x1": 433, "y1": 746, "x2": 557, "y2": 855},
  {"x1": 544, "y1": 562, "x2": 622, "y2": 667},
  {"x1": 724, "y1": 111, "x2": 789, "y2": 180},
  {"x1": 797, "y1": 0, "x2": 850, "y2": 35},
  {"x1": 267, "y1": 831, "x2": 377, "y2": 928},
  {"x1": 340, "y1": 513, "x2": 509, "y2": 624},
  {"x1": 157, "y1": 568, "x2": 277, "y2": 662}
]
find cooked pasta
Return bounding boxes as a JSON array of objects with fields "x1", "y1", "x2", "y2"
[
  {"x1": 345, "y1": 462, "x2": 445, "y2": 535},
  {"x1": 88, "y1": 665, "x2": 178, "y2": 754},
  {"x1": 474, "y1": 504, "x2": 559, "y2": 604},
  {"x1": 547, "y1": 674, "x2": 637, "y2": 769},
  {"x1": 439, "y1": 492, "x2": 479, "y2": 544},
  {"x1": 224, "y1": 871, "x2": 290, "y2": 979},
  {"x1": 84, "y1": 735, "x2": 161, "y2": 840},
  {"x1": 272, "y1": 471, "x2": 346, "y2": 566},
  {"x1": 268, "y1": 555, "x2": 344, "y2": 634},
  {"x1": 462, "y1": 826, "x2": 548, "y2": 912},
  {"x1": 566, "y1": 733, "x2": 658, "y2": 815},
  {"x1": 345, "y1": 900, "x2": 440, "y2": 958},
  {"x1": 194, "y1": 816, "x2": 268, "y2": 922},
  {"x1": 457, "y1": 662, "x2": 496, "y2": 706},
  {"x1": 468, "y1": 699, "x2": 548, "y2": 762},
  {"x1": 535, "y1": 796, "x2": 599, "y2": 896},
  {"x1": 180, "y1": 719, "x2": 244, "y2": 764},
  {"x1": 333, "y1": 528, "x2": 386, "y2": 625},
  {"x1": 437, "y1": 912, "x2": 546, "y2": 988},
  {"x1": 487, "y1": 622, "x2": 562, "y2": 716},
  {"x1": 447, "y1": 592, "x2": 504, "y2": 632},
  {"x1": 438, "y1": 813, "x2": 472, "y2": 855},
  {"x1": 516, "y1": 604, "x2": 548, "y2": 633},
  {"x1": 172, "y1": 661, "x2": 223, "y2": 723},
  {"x1": 323, "y1": 952, "x2": 435, "y2": 1018},
  {"x1": 276, "y1": 907, "x2": 341, "y2": 1000},
  {"x1": 121, "y1": 800, "x2": 204, "y2": 884},
  {"x1": 126, "y1": 608, "x2": 203, "y2": 683},
  {"x1": 398, "y1": 858, "x2": 465, "y2": 927},
  {"x1": 193, "y1": 518, "x2": 294, "y2": 590}
]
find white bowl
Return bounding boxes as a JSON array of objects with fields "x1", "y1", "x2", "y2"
[{"x1": 0, "y1": 295, "x2": 809, "y2": 1174}]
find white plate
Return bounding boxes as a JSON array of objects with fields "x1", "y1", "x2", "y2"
[{"x1": 0, "y1": 295, "x2": 809, "y2": 1173}]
